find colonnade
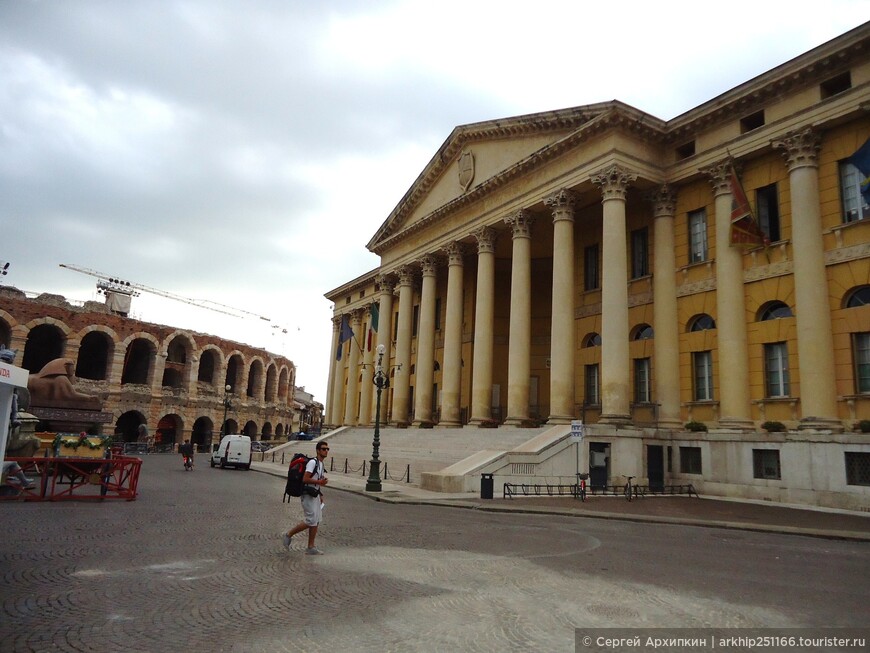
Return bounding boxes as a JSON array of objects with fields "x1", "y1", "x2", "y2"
[{"x1": 327, "y1": 136, "x2": 841, "y2": 432}]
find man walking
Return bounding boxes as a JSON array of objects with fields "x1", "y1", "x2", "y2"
[{"x1": 283, "y1": 441, "x2": 329, "y2": 555}]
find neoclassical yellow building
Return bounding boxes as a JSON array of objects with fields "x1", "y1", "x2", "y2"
[{"x1": 325, "y1": 25, "x2": 870, "y2": 508}]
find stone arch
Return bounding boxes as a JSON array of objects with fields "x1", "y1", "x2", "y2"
[
  {"x1": 224, "y1": 418, "x2": 239, "y2": 435},
  {"x1": 162, "y1": 332, "x2": 195, "y2": 389},
  {"x1": 115, "y1": 410, "x2": 148, "y2": 443},
  {"x1": 121, "y1": 333, "x2": 160, "y2": 385},
  {"x1": 275, "y1": 423, "x2": 284, "y2": 437},
  {"x1": 278, "y1": 366, "x2": 290, "y2": 403},
  {"x1": 191, "y1": 416, "x2": 214, "y2": 448},
  {"x1": 843, "y1": 285, "x2": 870, "y2": 309},
  {"x1": 197, "y1": 345, "x2": 223, "y2": 385},
  {"x1": 242, "y1": 420, "x2": 258, "y2": 437},
  {"x1": 247, "y1": 358, "x2": 264, "y2": 400},
  {"x1": 157, "y1": 413, "x2": 183, "y2": 447},
  {"x1": 22, "y1": 321, "x2": 70, "y2": 373},
  {"x1": 687, "y1": 313, "x2": 716, "y2": 332},
  {"x1": 0, "y1": 310, "x2": 17, "y2": 350},
  {"x1": 75, "y1": 327, "x2": 117, "y2": 381},
  {"x1": 261, "y1": 422, "x2": 273, "y2": 438},
  {"x1": 225, "y1": 352, "x2": 245, "y2": 392},
  {"x1": 264, "y1": 362, "x2": 278, "y2": 402}
]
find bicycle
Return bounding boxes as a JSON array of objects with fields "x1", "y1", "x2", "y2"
[
  {"x1": 624, "y1": 475, "x2": 635, "y2": 502},
  {"x1": 576, "y1": 473, "x2": 588, "y2": 502}
]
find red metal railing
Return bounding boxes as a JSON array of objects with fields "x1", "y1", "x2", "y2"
[{"x1": 1, "y1": 455, "x2": 142, "y2": 501}]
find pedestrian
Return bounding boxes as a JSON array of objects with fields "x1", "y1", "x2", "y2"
[{"x1": 282, "y1": 441, "x2": 329, "y2": 555}]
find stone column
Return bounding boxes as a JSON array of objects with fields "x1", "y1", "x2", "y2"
[
  {"x1": 330, "y1": 317, "x2": 345, "y2": 426},
  {"x1": 325, "y1": 317, "x2": 339, "y2": 425},
  {"x1": 413, "y1": 255, "x2": 438, "y2": 425},
  {"x1": 343, "y1": 311, "x2": 362, "y2": 425},
  {"x1": 357, "y1": 306, "x2": 375, "y2": 426},
  {"x1": 470, "y1": 226, "x2": 497, "y2": 423},
  {"x1": 370, "y1": 274, "x2": 395, "y2": 423},
  {"x1": 702, "y1": 160, "x2": 752, "y2": 429},
  {"x1": 504, "y1": 209, "x2": 534, "y2": 425},
  {"x1": 773, "y1": 129, "x2": 841, "y2": 431},
  {"x1": 545, "y1": 189, "x2": 577, "y2": 424},
  {"x1": 649, "y1": 185, "x2": 683, "y2": 429},
  {"x1": 392, "y1": 265, "x2": 415, "y2": 424},
  {"x1": 440, "y1": 242, "x2": 465, "y2": 426},
  {"x1": 591, "y1": 164, "x2": 636, "y2": 425}
]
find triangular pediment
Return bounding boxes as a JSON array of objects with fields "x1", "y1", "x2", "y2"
[{"x1": 366, "y1": 101, "x2": 659, "y2": 253}]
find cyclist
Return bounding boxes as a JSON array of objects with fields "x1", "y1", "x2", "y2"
[{"x1": 179, "y1": 439, "x2": 195, "y2": 470}]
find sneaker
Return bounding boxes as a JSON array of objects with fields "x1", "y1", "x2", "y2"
[
  {"x1": 23, "y1": 481, "x2": 36, "y2": 490},
  {"x1": 305, "y1": 547, "x2": 324, "y2": 555},
  {"x1": 282, "y1": 533, "x2": 291, "y2": 550}
]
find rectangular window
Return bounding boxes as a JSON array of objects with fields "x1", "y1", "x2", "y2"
[
  {"x1": 584, "y1": 245, "x2": 600, "y2": 291},
  {"x1": 688, "y1": 209, "x2": 708, "y2": 263},
  {"x1": 764, "y1": 342, "x2": 790, "y2": 397},
  {"x1": 753, "y1": 449, "x2": 782, "y2": 480},
  {"x1": 584, "y1": 364, "x2": 600, "y2": 405},
  {"x1": 392, "y1": 312, "x2": 399, "y2": 341},
  {"x1": 679, "y1": 446, "x2": 702, "y2": 474},
  {"x1": 854, "y1": 333, "x2": 870, "y2": 394},
  {"x1": 840, "y1": 161, "x2": 869, "y2": 223},
  {"x1": 756, "y1": 184, "x2": 780, "y2": 242},
  {"x1": 845, "y1": 452, "x2": 870, "y2": 486},
  {"x1": 634, "y1": 358, "x2": 651, "y2": 403},
  {"x1": 692, "y1": 351, "x2": 713, "y2": 401},
  {"x1": 631, "y1": 228, "x2": 649, "y2": 278},
  {"x1": 434, "y1": 298, "x2": 442, "y2": 331},
  {"x1": 412, "y1": 305, "x2": 419, "y2": 337}
]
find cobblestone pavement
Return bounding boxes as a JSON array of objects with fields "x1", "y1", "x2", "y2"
[{"x1": 1, "y1": 455, "x2": 868, "y2": 653}]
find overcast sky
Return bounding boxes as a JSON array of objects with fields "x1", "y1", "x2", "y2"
[{"x1": 1, "y1": 2, "x2": 866, "y2": 403}]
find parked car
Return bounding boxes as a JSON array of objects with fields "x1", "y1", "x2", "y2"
[
  {"x1": 295, "y1": 431, "x2": 315, "y2": 441},
  {"x1": 251, "y1": 441, "x2": 271, "y2": 452}
]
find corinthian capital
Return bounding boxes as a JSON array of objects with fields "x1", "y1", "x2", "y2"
[
  {"x1": 504, "y1": 208, "x2": 534, "y2": 239},
  {"x1": 419, "y1": 254, "x2": 438, "y2": 277},
  {"x1": 442, "y1": 241, "x2": 465, "y2": 266},
  {"x1": 700, "y1": 158, "x2": 733, "y2": 197},
  {"x1": 772, "y1": 127, "x2": 821, "y2": 171},
  {"x1": 545, "y1": 188, "x2": 577, "y2": 223},
  {"x1": 472, "y1": 226, "x2": 497, "y2": 254},
  {"x1": 646, "y1": 184, "x2": 677, "y2": 219},
  {"x1": 590, "y1": 164, "x2": 637, "y2": 201},
  {"x1": 396, "y1": 265, "x2": 415, "y2": 287},
  {"x1": 376, "y1": 273, "x2": 396, "y2": 295}
]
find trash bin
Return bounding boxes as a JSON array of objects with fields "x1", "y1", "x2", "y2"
[{"x1": 480, "y1": 473, "x2": 494, "y2": 500}]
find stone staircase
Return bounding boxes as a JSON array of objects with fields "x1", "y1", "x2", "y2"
[{"x1": 263, "y1": 425, "x2": 551, "y2": 484}]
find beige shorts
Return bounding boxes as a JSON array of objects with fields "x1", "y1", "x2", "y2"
[{"x1": 301, "y1": 494, "x2": 322, "y2": 526}]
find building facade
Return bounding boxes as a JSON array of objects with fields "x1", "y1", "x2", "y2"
[
  {"x1": 1, "y1": 288, "x2": 300, "y2": 447},
  {"x1": 324, "y1": 26, "x2": 870, "y2": 509}
]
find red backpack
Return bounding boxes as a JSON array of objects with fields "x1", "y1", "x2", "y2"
[{"x1": 283, "y1": 453, "x2": 311, "y2": 502}]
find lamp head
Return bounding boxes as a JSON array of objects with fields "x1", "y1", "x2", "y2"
[
  {"x1": 225, "y1": 384, "x2": 232, "y2": 392},
  {"x1": 377, "y1": 344, "x2": 385, "y2": 355}
]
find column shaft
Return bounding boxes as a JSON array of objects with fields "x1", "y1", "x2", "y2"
[
  {"x1": 470, "y1": 227, "x2": 496, "y2": 422},
  {"x1": 371, "y1": 276, "x2": 395, "y2": 423},
  {"x1": 546, "y1": 190, "x2": 576, "y2": 423},
  {"x1": 330, "y1": 317, "x2": 345, "y2": 426},
  {"x1": 650, "y1": 187, "x2": 683, "y2": 428},
  {"x1": 343, "y1": 312, "x2": 362, "y2": 425},
  {"x1": 392, "y1": 267, "x2": 415, "y2": 424},
  {"x1": 357, "y1": 307, "x2": 375, "y2": 426},
  {"x1": 504, "y1": 210, "x2": 533, "y2": 424},
  {"x1": 441, "y1": 243, "x2": 464, "y2": 426},
  {"x1": 413, "y1": 256, "x2": 437, "y2": 424}
]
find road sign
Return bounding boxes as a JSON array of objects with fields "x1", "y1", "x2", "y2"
[{"x1": 570, "y1": 420, "x2": 584, "y2": 441}]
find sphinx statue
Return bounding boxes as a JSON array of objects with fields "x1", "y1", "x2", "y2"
[{"x1": 27, "y1": 358, "x2": 102, "y2": 411}]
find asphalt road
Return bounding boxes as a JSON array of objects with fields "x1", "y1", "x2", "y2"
[{"x1": 1, "y1": 455, "x2": 868, "y2": 653}]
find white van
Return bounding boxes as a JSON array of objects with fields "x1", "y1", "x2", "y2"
[{"x1": 211, "y1": 434, "x2": 252, "y2": 470}]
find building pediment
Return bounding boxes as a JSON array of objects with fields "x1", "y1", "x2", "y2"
[{"x1": 367, "y1": 102, "x2": 665, "y2": 254}]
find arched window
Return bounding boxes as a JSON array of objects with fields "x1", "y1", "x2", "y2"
[
  {"x1": 688, "y1": 314, "x2": 716, "y2": 332},
  {"x1": 758, "y1": 301, "x2": 793, "y2": 321},
  {"x1": 632, "y1": 324, "x2": 654, "y2": 340},
  {"x1": 584, "y1": 333, "x2": 602, "y2": 347},
  {"x1": 845, "y1": 285, "x2": 870, "y2": 308}
]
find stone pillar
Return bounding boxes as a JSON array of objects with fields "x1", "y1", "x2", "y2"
[
  {"x1": 591, "y1": 164, "x2": 636, "y2": 425},
  {"x1": 370, "y1": 274, "x2": 395, "y2": 424},
  {"x1": 470, "y1": 226, "x2": 497, "y2": 423},
  {"x1": 357, "y1": 306, "x2": 375, "y2": 426},
  {"x1": 773, "y1": 129, "x2": 841, "y2": 431},
  {"x1": 504, "y1": 209, "x2": 534, "y2": 425},
  {"x1": 413, "y1": 255, "x2": 438, "y2": 425},
  {"x1": 343, "y1": 311, "x2": 362, "y2": 425},
  {"x1": 649, "y1": 185, "x2": 683, "y2": 429},
  {"x1": 702, "y1": 160, "x2": 752, "y2": 429},
  {"x1": 325, "y1": 317, "x2": 339, "y2": 425},
  {"x1": 545, "y1": 189, "x2": 577, "y2": 424},
  {"x1": 441, "y1": 242, "x2": 465, "y2": 426},
  {"x1": 330, "y1": 317, "x2": 345, "y2": 426},
  {"x1": 392, "y1": 266, "x2": 415, "y2": 424}
]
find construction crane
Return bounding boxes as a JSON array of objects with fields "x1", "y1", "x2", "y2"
[{"x1": 59, "y1": 263, "x2": 272, "y2": 322}]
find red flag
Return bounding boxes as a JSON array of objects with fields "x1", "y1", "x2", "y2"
[{"x1": 729, "y1": 165, "x2": 769, "y2": 249}]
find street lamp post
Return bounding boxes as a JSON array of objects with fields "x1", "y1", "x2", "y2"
[
  {"x1": 220, "y1": 385, "x2": 232, "y2": 441},
  {"x1": 366, "y1": 344, "x2": 389, "y2": 492}
]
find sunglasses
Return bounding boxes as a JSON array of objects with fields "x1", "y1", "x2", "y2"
[{"x1": 318, "y1": 447, "x2": 329, "y2": 452}]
